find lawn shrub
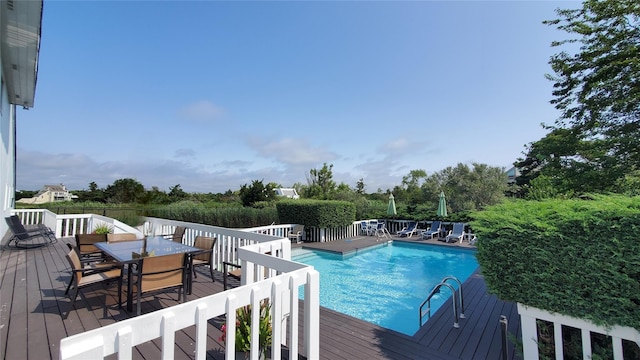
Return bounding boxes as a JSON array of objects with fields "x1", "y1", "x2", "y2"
[{"x1": 473, "y1": 194, "x2": 640, "y2": 329}]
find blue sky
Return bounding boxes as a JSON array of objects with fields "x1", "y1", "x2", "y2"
[{"x1": 16, "y1": 0, "x2": 579, "y2": 194}]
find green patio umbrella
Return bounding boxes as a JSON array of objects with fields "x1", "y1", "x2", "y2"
[
  {"x1": 387, "y1": 193, "x2": 397, "y2": 216},
  {"x1": 437, "y1": 191, "x2": 448, "y2": 217}
]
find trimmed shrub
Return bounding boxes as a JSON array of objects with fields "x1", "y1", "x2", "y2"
[
  {"x1": 276, "y1": 200, "x2": 355, "y2": 228},
  {"x1": 473, "y1": 194, "x2": 640, "y2": 329}
]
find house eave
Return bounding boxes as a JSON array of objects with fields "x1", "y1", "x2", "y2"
[{"x1": 1, "y1": 0, "x2": 43, "y2": 109}]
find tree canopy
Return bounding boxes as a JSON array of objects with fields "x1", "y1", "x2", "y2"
[{"x1": 517, "y1": 0, "x2": 640, "y2": 196}]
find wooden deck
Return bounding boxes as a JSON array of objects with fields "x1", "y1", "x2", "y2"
[{"x1": 0, "y1": 234, "x2": 521, "y2": 360}]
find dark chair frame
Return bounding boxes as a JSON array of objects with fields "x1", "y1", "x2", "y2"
[
  {"x1": 133, "y1": 253, "x2": 187, "y2": 316},
  {"x1": 65, "y1": 248, "x2": 123, "y2": 310},
  {"x1": 5, "y1": 215, "x2": 56, "y2": 248},
  {"x1": 191, "y1": 236, "x2": 217, "y2": 282},
  {"x1": 223, "y1": 261, "x2": 242, "y2": 290},
  {"x1": 161, "y1": 226, "x2": 186, "y2": 244}
]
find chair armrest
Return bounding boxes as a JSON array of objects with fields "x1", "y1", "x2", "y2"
[{"x1": 223, "y1": 261, "x2": 242, "y2": 290}]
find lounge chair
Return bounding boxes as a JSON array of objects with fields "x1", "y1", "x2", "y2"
[
  {"x1": 373, "y1": 222, "x2": 390, "y2": 239},
  {"x1": 421, "y1": 221, "x2": 442, "y2": 240},
  {"x1": 288, "y1": 224, "x2": 304, "y2": 243},
  {"x1": 5, "y1": 215, "x2": 56, "y2": 248},
  {"x1": 396, "y1": 221, "x2": 418, "y2": 238},
  {"x1": 360, "y1": 221, "x2": 369, "y2": 236},
  {"x1": 443, "y1": 222, "x2": 466, "y2": 243}
]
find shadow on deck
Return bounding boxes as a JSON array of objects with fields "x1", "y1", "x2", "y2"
[{"x1": 0, "y1": 234, "x2": 521, "y2": 360}]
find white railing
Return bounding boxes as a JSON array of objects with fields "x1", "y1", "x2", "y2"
[
  {"x1": 143, "y1": 217, "x2": 295, "y2": 272},
  {"x1": 60, "y1": 239, "x2": 319, "y2": 360},
  {"x1": 518, "y1": 303, "x2": 640, "y2": 360},
  {"x1": 56, "y1": 216, "x2": 320, "y2": 360},
  {"x1": 11, "y1": 209, "x2": 142, "y2": 238}
]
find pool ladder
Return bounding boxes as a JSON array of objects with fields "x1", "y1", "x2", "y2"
[{"x1": 419, "y1": 276, "x2": 465, "y2": 329}]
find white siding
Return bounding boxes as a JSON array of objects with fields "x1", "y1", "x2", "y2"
[{"x1": 0, "y1": 60, "x2": 16, "y2": 236}]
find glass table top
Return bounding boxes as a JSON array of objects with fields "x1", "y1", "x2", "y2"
[{"x1": 95, "y1": 236, "x2": 199, "y2": 263}]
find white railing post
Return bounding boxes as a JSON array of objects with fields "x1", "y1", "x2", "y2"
[
  {"x1": 519, "y1": 307, "x2": 540, "y2": 359},
  {"x1": 305, "y1": 270, "x2": 320, "y2": 359},
  {"x1": 518, "y1": 303, "x2": 640, "y2": 360}
]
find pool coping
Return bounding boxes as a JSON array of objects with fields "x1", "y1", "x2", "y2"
[{"x1": 297, "y1": 234, "x2": 476, "y2": 256}]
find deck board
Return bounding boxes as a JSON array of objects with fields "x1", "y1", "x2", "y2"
[{"x1": 1, "y1": 234, "x2": 521, "y2": 360}]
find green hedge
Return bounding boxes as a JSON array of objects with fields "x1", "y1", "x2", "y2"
[
  {"x1": 473, "y1": 195, "x2": 640, "y2": 329},
  {"x1": 276, "y1": 200, "x2": 355, "y2": 228},
  {"x1": 146, "y1": 201, "x2": 278, "y2": 228}
]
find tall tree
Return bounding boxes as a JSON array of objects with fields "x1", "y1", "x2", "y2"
[
  {"x1": 305, "y1": 163, "x2": 336, "y2": 199},
  {"x1": 105, "y1": 178, "x2": 145, "y2": 203},
  {"x1": 168, "y1": 184, "x2": 187, "y2": 201},
  {"x1": 534, "y1": 0, "x2": 640, "y2": 193},
  {"x1": 239, "y1": 179, "x2": 275, "y2": 207},
  {"x1": 355, "y1": 178, "x2": 365, "y2": 194},
  {"x1": 422, "y1": 163, "x2": 507, "y2": 212}
]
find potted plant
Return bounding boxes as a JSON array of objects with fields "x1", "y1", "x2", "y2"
[
  {"x1": 219, "y1": 300, "x2": 272, "y2": 359},
  {"x1": 92, "y1": 223, "x2": 113, "y2": 234}
]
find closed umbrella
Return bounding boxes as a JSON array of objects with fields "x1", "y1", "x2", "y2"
[
  {"x1": 437, "y1": 191, "x2": 448, "y2": 217},
  {"x1": 387, "y1": 193, "x2": 397, "y2": 216}
]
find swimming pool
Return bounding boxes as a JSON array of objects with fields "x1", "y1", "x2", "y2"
[{"x1": 292, "y1": 241, "x2": 478, "y2": 336}]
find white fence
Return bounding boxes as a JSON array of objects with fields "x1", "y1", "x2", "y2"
[
  {"x1": 60, "y1": 239, "x2": 319, "y2": 360},
  {"x1": 10, "y1": 210, "x2": 320, "y2": 360},
  {"x1": 518, "y1": 303, "x2": 640, "y2": 360},
  {"x1": 12, "y1": 209, "x2": 142, "y2": 238}
]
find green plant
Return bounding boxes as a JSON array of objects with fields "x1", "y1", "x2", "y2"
[
  {"x1": 474, "y1": 194, "x2": 640, "y2": 329},
  {"x1": 92, "y1": 223, "x2": 113, "y2": 234},
  {"x1": 219, "y1": 300, "x2": 272, "y2": 353}
]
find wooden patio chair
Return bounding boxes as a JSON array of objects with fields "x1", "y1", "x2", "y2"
[
  {"x1": 133, "y1": 253, "x2": 187, "y2": 316},
  {"x1": 75, "y1": 233, "x2": 107, "y2": 262},
  {"x1": 107, "y1": 233, "x2": 138, "y2": 243},
  {"x1": 161, "y1": 226, "x2": 186, "y2": 244},
  {"x1": 191, "y1": 236, "x2": 217, "y2": 281},
  {"x1": 4, "y1": 215, "x2": 56, "y2": 248},
  {"x1": 223, "y1": 261, "x2": 242, "y2": 290},
  {"x1": 64, "y1": 243, "x2": 122, "y2": 295},
  {"x1": 222, "y1": 251, "x2": 272, "y2": 290},
  {"x1": 65, "y1": 248, "x2": 122, "y2": 309}
]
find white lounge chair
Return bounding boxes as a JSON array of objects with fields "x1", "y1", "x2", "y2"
[
  {"x1": 396, "y1": 221, "x2": 418, "y2": 238},
  {"x1": 443, "y1": 222, "x2": 465, "y2": 243},
  {"x1": 421, "y1": 221, "x2": 442, "y2": 240}
]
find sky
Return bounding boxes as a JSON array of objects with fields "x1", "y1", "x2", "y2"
[{"x1": 16, "y1": 0, "x2": 580, "y2": 194}]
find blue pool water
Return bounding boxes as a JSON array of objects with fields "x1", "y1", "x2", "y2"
[{"x1": 292, "y1": 242, "x2": 478, "y2": 336}]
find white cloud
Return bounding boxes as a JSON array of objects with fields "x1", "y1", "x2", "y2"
[
  {"x1": 180, "y1": 100, "x2": 225, "y2": 122},
  {"x1": 175, "y1": 148, "x2": 196, "y2": 159},
  {"x1": 245, "y1": 137, "x2": 340, "y2": 166}
]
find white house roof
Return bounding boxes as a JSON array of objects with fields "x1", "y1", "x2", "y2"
[
  {"x1": 274, "y1": 188, "x2": 300, "y2": 199},
  {"x1": 1, "y1": 0, "x2": 43, "y2": 108}
]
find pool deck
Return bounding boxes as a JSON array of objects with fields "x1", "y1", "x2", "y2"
[
  {"x1": 295, "y1": 235, "x2": 521, "y2": 360},
  {"x1": 0, "y1": 234, "x2": 521, "y2": 360}
]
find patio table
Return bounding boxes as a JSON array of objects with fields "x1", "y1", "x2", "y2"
[{"x1": 95, "y1": 236, "x2": 200, "y2": 312}]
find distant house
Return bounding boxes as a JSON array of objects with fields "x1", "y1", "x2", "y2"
[
  {"x1": 17, "y1": 184, "x2": 78, "y2": 204},
  {"x1": 505, "y1": 166, "x2": 521, "y2": 184},
  {"x1": 274, "y1": 188, "x2": 300, "y2": 199}
]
